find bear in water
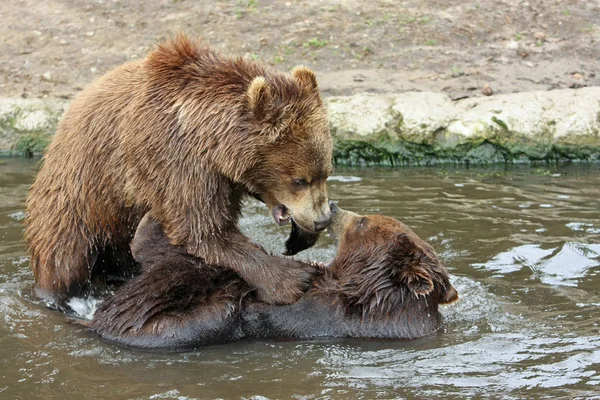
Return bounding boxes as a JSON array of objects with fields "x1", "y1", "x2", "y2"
[
  {"x1": 91, "y1": 203, "x2": 458, "y2": 349},
  {"x1": 25, "y1": 35, "x2": 331, "y2": 310}
]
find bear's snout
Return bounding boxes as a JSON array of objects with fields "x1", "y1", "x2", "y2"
[{"x1": 313, "y1": 213, "x2": 332, "y2": 232}]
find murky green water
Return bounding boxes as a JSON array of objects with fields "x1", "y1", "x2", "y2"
[{"x1": 1, "y1": 159, "x2": 599, "y2": 399}]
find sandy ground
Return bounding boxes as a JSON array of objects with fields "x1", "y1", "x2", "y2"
[{"x1": 1, "y1": 0, "x2": 599, "y2": 100}]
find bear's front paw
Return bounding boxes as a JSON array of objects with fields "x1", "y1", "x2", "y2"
[{"x1": 256, "y1": 262, "x2": 316, "y2": 305}]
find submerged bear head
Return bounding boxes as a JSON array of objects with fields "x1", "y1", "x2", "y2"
[
  {"x1": 327, "y1": 203, "x2": 459, "y2": 319},
  {"x1": 244, "y1": 66, "x2": 333, "y2": 235}
]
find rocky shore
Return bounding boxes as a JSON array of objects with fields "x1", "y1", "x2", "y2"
[
  {"x1": 2, "y1": 87, "x2": 599, "y2": 164},
  {"x1": 2, "y1": 0, "x2": 599, "y2": 164}
]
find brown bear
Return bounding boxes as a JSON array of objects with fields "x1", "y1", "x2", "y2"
[
  {"x1": 25, "y1": 35, "x2": 332, "y2": 310},
  {"x1": 90, "y1": 203, "x2": 459, "y2": 350}
]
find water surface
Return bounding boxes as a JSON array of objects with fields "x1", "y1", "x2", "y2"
[{"x1": 1, "y1": 159, "x2": 599, "y2": 398}]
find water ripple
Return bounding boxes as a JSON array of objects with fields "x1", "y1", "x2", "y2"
[{"x1": 1, "y1": 162, "x2": 599, "y2": 398}]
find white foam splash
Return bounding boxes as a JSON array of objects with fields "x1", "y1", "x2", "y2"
[
  {"x1": 471, "y1": 242, "x2": 600, "y2": 287},
  {"x1": 67, "y1": 296, "x2": 101, "y2": 320},
  {"x1": 566, "y1": 222, "x2": 600, "y2": 234},
  {"x1": 8, "y1": 211, "x2": 26, "y2": 221}
]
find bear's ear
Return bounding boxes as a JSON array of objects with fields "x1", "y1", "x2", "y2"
[
  {"x1": 391, "y1": 232, "x2": 435, "y2": 297},
  {"x1": 440, "y1": 283, "x2": 459, "y2": 305},
  {"x1": 291, "y1": 66, "x2": 319, "y2": 90},
  {"x1": 247, "y1": 76, "x2": 273, "y2": 121},
  {"x1": 399, "y1": 266, "x2": 434, "y2": 297},
  {"x1": 130, "y1": 214, "x2": 171, "y2": 264}
]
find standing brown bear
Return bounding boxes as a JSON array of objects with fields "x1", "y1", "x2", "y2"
[{"x1": 25, "y1": 35, "x2": 332, "y2": 309}]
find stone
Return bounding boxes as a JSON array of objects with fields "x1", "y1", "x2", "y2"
[
  {"x1": 327, "y1": 88, "x2": 600, "y2": 164},
  {"x1": 506, "y1": 41, "x2": 519, "y2": 50},
  {"x1": 481, "y1": 84, "x2": 493, "y2": 96},
  {"x1": 1, "y1": 88, "x2": 600, "y2": 162},
  {"x1": 533, "y1": 32, "x2": 547, "y2": 42},
  {"x1": 326, "y1": 94, "x2": 395, "y2": 138}
]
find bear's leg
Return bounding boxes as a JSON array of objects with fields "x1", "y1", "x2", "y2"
[
  {"x1": 91, "y1": 260, "x2": 246, "y2": 349},
  {"x1": 33, "y1": 235, "x2": 138, "y2": 309},
  {"x1": 92, "y1": 216, "x2": 248, "y2": 349},
  {"x1": 30, "y1": 229, "x2": 98, "y2": 310},
  {"x1": 188, "y1": 228, "x2": 316, "y2": 305},
  {"x1": 157, "y1": 171, "x2": 316, "y2": 305}
]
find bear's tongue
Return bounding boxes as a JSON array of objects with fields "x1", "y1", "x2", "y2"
[{"x1": 272, "y1": 204, "x2": 291, "y2": 226}]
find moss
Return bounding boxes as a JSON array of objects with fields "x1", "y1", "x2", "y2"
[
  {"x1": 0, "y1": 104, "x2": 59, "y2": 157},
  {"x1": 14, "y1": 133, "x2": 52, "y2": 158},
  {"x1": 491, "y1": 116, "x2": 508, "y2": 132},
  {"x1": 0, "y1": 108, "x2": 20, "y2": 132},
  {"x1": 1, "y1": 97, "x2": 599, "y2": 165},
  {"x1": 332, "y1": 126, "x2": 600, "y2": 167}
]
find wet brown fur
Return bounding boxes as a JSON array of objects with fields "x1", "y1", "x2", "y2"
[
  {"x1": 324, "y1": 206, "x2": 458, "y2": 319},
  {"x1": 91, "y1": 208, "x2": 458, "y2": 349},
  {"x1": 25, "y1": 35, "x2": 332, "y2": 308}
]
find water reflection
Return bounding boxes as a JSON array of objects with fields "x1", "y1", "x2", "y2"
[
  {"x1": 316, "y1": 334, "x2": 600, "y2": 393},
  {"x1": 473, "y1": 242, "x2": 600, "y2": 287},
  {"x1": 1, "y1": 162, "x2": 599, "y2": 398}
]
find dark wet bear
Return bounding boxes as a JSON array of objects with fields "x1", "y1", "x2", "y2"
[
  {"x1": 91, "y1": 205, "x2": 458, "y2": 349},
  {"x1": 25, "y1": 35, "x2": 332, "y2": 310}
]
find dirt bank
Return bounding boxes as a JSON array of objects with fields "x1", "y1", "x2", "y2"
[{"x1": 1, "y1": 0, "x2": 599, "y2": 100}]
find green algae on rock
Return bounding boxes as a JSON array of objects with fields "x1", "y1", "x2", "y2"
[
  {"x1": 328, "y1": 88, "x2": 600, "y2": 166},
  {"x1": 1, "y1": 88, "x2": 599, "y2": 163},
  {"x1": 0, "y1": 99, "x2": 66, "y2": 157}
]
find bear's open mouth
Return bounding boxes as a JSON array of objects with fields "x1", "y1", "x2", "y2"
[{"x1": 272, "y1": 204, "x2": 291, "y2": 226}]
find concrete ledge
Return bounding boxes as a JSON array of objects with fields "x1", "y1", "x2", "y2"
[
  {"x1": 328, "y1": 87, "x2": 600, "y2": 165},
  {"x1": 1, "y1": 88, "x2": 599, "y2": 164}
]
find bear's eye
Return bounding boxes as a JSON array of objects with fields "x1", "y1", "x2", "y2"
[{"x1": 292, "y1": 178, "x2": 309, "y2": 188}]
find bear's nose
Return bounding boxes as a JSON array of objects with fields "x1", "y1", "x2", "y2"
[
  {"x1": 314, "y1": 214, "x2": 332, "y2": 231},
  {"x1": 329, "y1": 201, "x2": 339, "y2": 213}
]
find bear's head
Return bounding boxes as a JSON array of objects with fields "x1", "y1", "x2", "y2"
[
  {"x1": 244, "y1": 67, "x2": 333, "y2": 235},
  {"x1": 327, "y1": 203, "x2": 458, "y2": 319}
]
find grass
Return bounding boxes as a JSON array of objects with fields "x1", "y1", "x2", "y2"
[
  {"x1": 15, "y1": 133, "x2": 51, "y2": 158},
  {"x1": 303, "y1": 38, "x2": 327, "y2": 48},
  {"x1": 425, "y1": 39, "x2": 437, "y2": 46},
  {"x1": 399, "y1": 16, "x2": 417, "y2": 25},
  {"x1": 319, "y1": 5, "x2": 341, "y2": 12},
  {"x1": 235, "y1": 0, "x2": 257, "y2": 18},
  {"x1": 281, "y1": 44, "x2": 293, "y2": 55}
]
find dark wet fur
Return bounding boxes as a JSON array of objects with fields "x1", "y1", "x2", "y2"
[
  {"x1": 91, "y1": 215, "x2": 457, "y2": 350},
  {"x1": 283, "y1": 220, "x2": 320, "y2": 256}
]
